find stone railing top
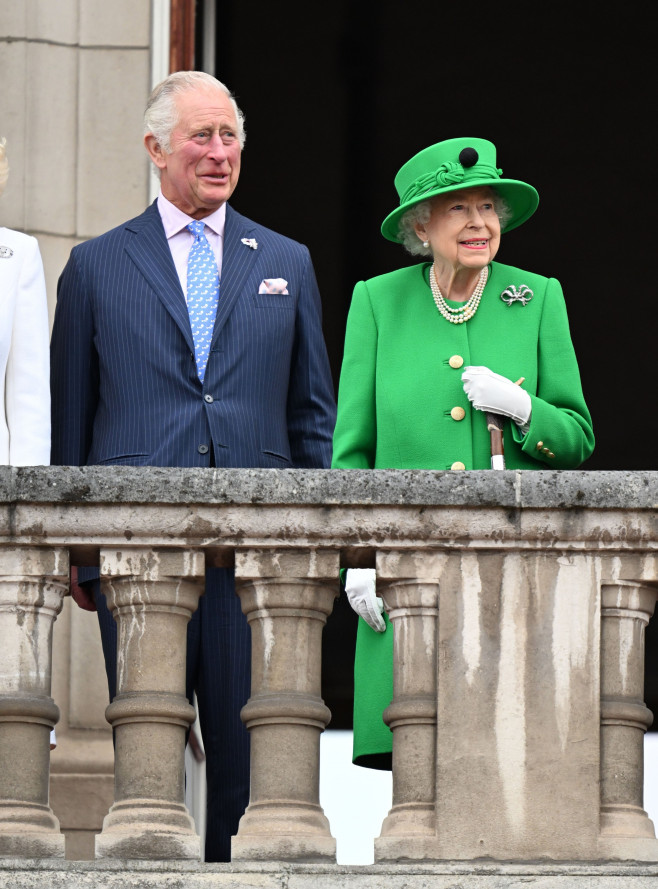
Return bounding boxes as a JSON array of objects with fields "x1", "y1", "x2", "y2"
[
  {"x1": 1, "y1": 468, "x2": 657, "y2": 563},
  {"x1": 0, "y1": 466, "x2": 657, "y2": 510}
]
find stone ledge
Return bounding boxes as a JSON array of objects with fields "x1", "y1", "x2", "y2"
[
  {"x1": 1, "y1": 466, "x2": 657, "y2": 510},
  {"x1": 2, "y1": 860, "x2": 658, "y2": 889}
]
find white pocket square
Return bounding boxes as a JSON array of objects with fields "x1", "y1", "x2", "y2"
[{"x1": 258, "y1": 278, "x2": 289, "y2": 295}]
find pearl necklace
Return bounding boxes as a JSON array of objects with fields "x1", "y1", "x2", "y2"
[{"x1": 429, "y1": 265, "x2": 488, "y2": 324}]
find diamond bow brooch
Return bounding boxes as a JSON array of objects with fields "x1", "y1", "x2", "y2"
[
  {"x1": 501, "y1": 284, "x2": 533, "y2": 306},
  {"x1": 0, "y1": 246, "x2": 14, "y2": 258}
]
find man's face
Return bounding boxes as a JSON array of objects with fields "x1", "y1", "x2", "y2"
[{"x1": 146, "y1": 86, "x2": 242, "y2": 219}]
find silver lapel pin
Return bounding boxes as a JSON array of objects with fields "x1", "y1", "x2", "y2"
[{"x1": 240, "y1": 237, "x2": 258, "y2": 250}]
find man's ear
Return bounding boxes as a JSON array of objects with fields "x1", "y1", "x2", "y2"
[{"x1": 144, "y1": 133, "x2": 166, "y2": 170}]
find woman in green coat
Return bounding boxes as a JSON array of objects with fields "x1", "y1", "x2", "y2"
[{"x1": 331, "y1": 137, "x2": 594, "y2": 769}]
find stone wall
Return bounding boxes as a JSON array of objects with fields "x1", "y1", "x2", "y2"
[
  {"x1": 0, "y1": 0, "x2": 151, "y2": 324},
  {"x1": 1, "y1": 467, "x2": 658, "y2": 877}
]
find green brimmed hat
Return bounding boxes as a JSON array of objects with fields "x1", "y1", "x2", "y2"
[{"x1": 381, "y1": 137, "x2": 539, "y2": 243}]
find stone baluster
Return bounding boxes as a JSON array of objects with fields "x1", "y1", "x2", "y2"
[
  {"x1": 95, "y1": 548, "x2": 204, "y2": 860},
  {"x1": 0, "y1": 546, "x2": 68, "y2": 858},
  {"x1": 232, "y1": 548, "x2": 339, "y2": 861},
  {"x1": 599, "y1": 580, "x2": 658, "y2": 859},
  {"x1": 374, "y1": 550, "x2": 440, "y2": 861}
]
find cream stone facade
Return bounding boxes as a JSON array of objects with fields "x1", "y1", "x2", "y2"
[{"x1": 0, "y1": 0, "x2": 155, "y2": 325}]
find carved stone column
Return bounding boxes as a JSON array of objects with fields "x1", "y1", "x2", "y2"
[
  {"x1": 0, "y1": 546, "x2": 68, "y2": 858},
  {"x1": 95, "y1": 548, "x2": 204, "y2": 860},
  {"x1": 232, "y1": 548, "x2": 339, "y2": 861},
  {"x1": 374, "y1": 550, "x2": 440, "y2": 862},
  {"x1": 599, "y1": 580, "x2": 658, "y2": 859}
]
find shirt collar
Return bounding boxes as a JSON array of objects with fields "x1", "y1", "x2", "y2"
[{"x1": 157, "y1": 191, "x2": 226, "y2": 239}]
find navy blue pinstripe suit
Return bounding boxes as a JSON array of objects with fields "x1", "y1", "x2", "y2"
[{"x1": 50, "y1": 200, "x2": 336, "y2": 861}]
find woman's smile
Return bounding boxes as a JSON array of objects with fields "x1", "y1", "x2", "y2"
[{"x1": 460, "y1": 238, "x2": 489, "y2": 249}]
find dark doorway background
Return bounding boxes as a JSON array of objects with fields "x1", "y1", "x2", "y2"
[{"x1": 199, "y1": 1, "x2": 657, "y2": 728}]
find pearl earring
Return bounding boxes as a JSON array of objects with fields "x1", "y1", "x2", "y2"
[{"x1": 423, "y1": 240, "x2": 429, "y2": 249}]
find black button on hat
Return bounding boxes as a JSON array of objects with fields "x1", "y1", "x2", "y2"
[{"x1": 459, "y1": 147, "x2": 479, "y2": 167}]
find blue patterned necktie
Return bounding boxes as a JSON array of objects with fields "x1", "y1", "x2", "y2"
[{"x1": 186, "y1": 220, "x2": 219, "y2": 383}]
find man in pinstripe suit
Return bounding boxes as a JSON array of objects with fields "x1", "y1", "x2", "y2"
[{"x1": 50, "y1": 71, "x2": 336, "y2": 862}]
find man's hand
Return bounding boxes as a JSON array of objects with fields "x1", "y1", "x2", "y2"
[{"x1": 70, "y1": 566, "x2": 96, "y2": 611}]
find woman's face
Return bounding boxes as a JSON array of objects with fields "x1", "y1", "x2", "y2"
[{"x1": 415, "y1": 186, "x2": 501, "y2": 272}]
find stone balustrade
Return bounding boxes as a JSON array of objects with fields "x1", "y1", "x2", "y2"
[{"x1": 1, "y1": 467, "x2": 658, "y2": 868}]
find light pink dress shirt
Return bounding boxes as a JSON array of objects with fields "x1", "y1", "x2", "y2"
[{"x1": 156, "y1": 191, "x2": 226, "y2": 300}]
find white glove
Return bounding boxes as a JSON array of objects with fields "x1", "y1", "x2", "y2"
[
  {"x1": 461, "y1": 366, "x2": 531, "y2": 427},
  {"x1": 344, "y1": 568, "x2": 386, "y2": 633}
]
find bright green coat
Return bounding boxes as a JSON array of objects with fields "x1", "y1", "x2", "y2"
[{"x1": 332, "y1": 260, "x2": 594, "y2": 767}]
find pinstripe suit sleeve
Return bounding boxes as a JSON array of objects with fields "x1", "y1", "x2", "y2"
[
  {"x1": 286, "y1": 246, "x2": 336, "y2": 469},
  {"x1": 50, "y1": 247, "x2": 99, "y2": 466}
]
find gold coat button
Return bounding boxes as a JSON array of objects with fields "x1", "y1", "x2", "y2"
[
  {"x1": 450, "y1": 406, "x2": 466, "y2": 421},
  {"x1": 536, "y1": 441, "x2": 544, "y2": 450},
  {"x1": 449, "y1": 355, "x2": 464, "y2": 369},
  {"x1": 451, "y1": 461, "x2": 466, "y2": 471}
]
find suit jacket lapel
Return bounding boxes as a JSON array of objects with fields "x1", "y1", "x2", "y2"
[
  {"x1": 124, "y1": 202, "x2": 195, "y2": 352},
  {"x1": 212, "y1": 205, "x2": 260, "y2": 344}
]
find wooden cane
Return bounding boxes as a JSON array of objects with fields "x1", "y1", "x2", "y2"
[
  {"x1": 487, "y1": 377, "x2": 525, "y2": 470},
  {"x1": 486, "y1": 411, "x2": 506, "y2": 469}
]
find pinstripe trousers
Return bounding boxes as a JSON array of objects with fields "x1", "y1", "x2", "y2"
[{"x1": 94, "y1": 566, "x2": 251, "y2": 863}]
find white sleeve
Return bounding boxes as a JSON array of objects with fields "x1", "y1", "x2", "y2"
[{"x1": 5, "y1": 235, "x2": 51, "y2": 465}]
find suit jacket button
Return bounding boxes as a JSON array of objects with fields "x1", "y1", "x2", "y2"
[
  {"x1": 450, "y1": 406, "x2": 466, "y2": 421},
  {"x1": 451, "y1": 461, "x2": 466, "y2": 471},
  {"x1": 198, "y1": 444, "x2": 209, "y2": 454},
  {"x1": 449, "y1": 355, "x2": 464, "y2": 369},
  {"x1": 204, "y1": 394, "x2": 214, "y2": 403}
]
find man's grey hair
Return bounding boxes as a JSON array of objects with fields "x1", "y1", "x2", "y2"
[
  {"x1": 144, "y1": 71, "x2": 246, "y2": 153},
  {"x1": 0, "y1": 138, "x2": 8, "y2": 197},
  {"x1": 397, "y1": 189, "x2": 513, "y2": 256}
]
